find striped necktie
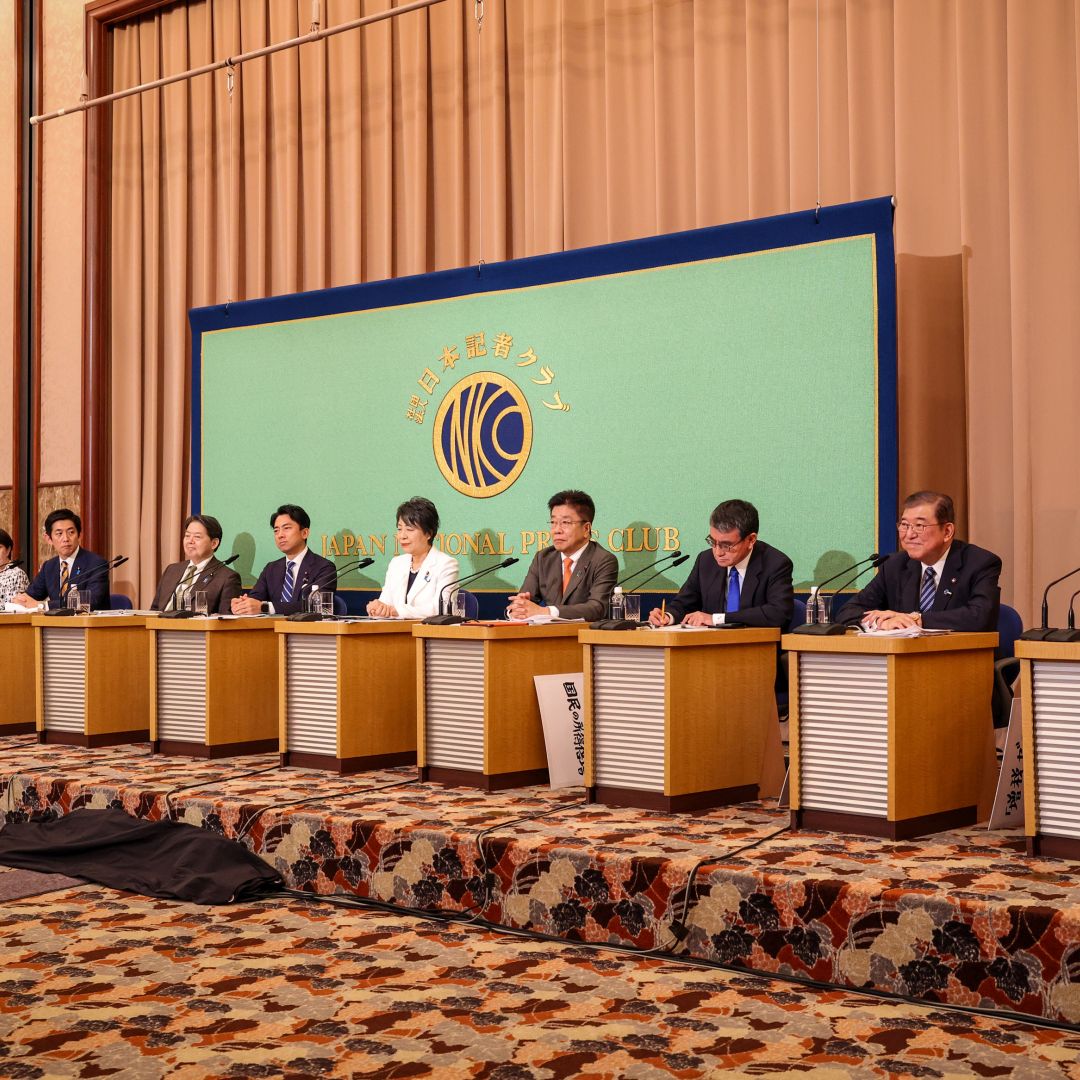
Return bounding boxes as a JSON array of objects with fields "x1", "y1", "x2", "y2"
[
  {"x1": 60, "y1": 560, "x2": 70, "y2": 598},
  {"x1": 919, "y1": 566, "x2": 937, "y2": 613},
  {"x1": 281, "y1": 560, "x2": 296, "y2": 605}
]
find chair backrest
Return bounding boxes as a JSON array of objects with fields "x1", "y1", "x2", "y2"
[
  {"x1": 458, "y1": 588, "x2": 479, "y2": 619},
  {"x1": 788, "y1": 598, "x2": 806, "y2": 632},
  {"x1": 333, "y1": 593, "x2": 348, "y2": 616},
  {"x1": 110, "y1": 593, "x2": 133, "y2": 610},
  {"x1": 996, "y1": 603, "x2": 1023, "y2": 659}
]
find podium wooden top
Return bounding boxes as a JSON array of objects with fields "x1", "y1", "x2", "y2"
[
  {"x1": 275, "y1": 618, "x2": 419, "y2": 637},
  {"x1": 1015, "y1": 639, "x2": 1080, "y2": 661},
  {"x1": 413, "y1": 621, "x2": 584, "y2": 641},
  {"x1": 32, "y1": 614, "x2": 149, "y2": 629},
  {"x1": 782, "y1": 630, "x2": 998, "y2": 654},
  {"x1": 579, "y1": 626, "x2": 781, "y2": 648},
  {"x1": 144, "y1": 615, "x2": 280, "y2": 632},
  {"x1": 0, "y1": 613, "x2": 35, "y2": 625}
]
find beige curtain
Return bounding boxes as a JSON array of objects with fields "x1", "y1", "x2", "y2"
[{"x1": 109, "y1": 0, "x2": 1080, "y2": 621}]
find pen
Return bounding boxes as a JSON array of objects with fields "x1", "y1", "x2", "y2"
[{"x1": 660, "y1": 600, "x2": 666, "y2": 626}]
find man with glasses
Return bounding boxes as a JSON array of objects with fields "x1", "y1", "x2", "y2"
[
  {"x1": 836, "y1": 490, "x2": 1001, "y2": 631},
  {"x1": 507, "y1": 490, "x2": 617, "y2": 621},
  {"x1": 648, "y1": 499, "x2": 793, "y2": 628}
]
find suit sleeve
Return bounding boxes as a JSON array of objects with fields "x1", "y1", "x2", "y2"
[
  {"x1": 836, "y1": 570, "x2": 890, "y2": 626},
  {"x1": 736, "y1": 550, "x2": 794, "y2": 629},
  {"x1": 24, "y1": 564, "x2": 49, "y2": 602},
  {"x1": 664, "y1": 555, "x2": 705, "y2": 623},
  {"x1": 518, "y1": 553, "x2": 544, "y2": 604},
  {"x1": 217, "y1": 570, "x2": 243, "y2": 613},
  {"x1": 556, "y1": 548, "x2": 618, "y2": 622},
  {"x1": 150, "y1": 576, "x2": 168, "y2": 611},
  {"x1": 311, "y1": 557, "x2": 338, "y2": 592},
  {"x1": 924, "y1": 551, "x2": 1002, "y2": 631},
  {"x1": 248, "y1": 564, "x2": 272, "y2": 603}
]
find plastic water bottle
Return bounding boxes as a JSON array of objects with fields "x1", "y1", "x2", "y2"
[
  {"x1": 806, "y1": 586, "x2": 827, "y2": 625},
  {"x1": 610, "y1": 586, "x2": 625, "y2": 621},
  {"x1": 66, "y1": 586, "x2": 80, "y2": 612}
]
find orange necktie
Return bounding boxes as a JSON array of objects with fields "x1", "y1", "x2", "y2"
[{"x1": 562, "y1": 556, "x2": 573, "y2": 595}]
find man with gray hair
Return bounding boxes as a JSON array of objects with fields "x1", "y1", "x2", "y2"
[
  {"x1": 649, "y1": 499, "x2": 793, "y2": 628},
  {"x1": 837, "y1": 490, "x2": 1001, "y2": 632}
]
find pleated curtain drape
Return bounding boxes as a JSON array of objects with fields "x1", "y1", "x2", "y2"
[{"x1": 108, "y1": 0, "x2": 1080, "y2": 621}]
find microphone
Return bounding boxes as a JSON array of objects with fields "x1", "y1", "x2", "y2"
[
  {"x1": 157, "y1": 553, "x2": 243, "y2": 619},
  {"x1": 1067, "y1": 586, "x2": 1080, "y2": 632},
  {"x1": 1021, "y1": 564, "x2": 1080, "y2": 641},
  {"x1": 616, "y1": 549, "x2": 682, "y2": 589},
  {"x1": 221, "y1": 553, "x2": 241, "y2": 566},
  {"x1": 43, "y1": 555, "x2": 127, "y2": 617},
  {"x1": 333, "y1": 556, "x2": 374, "y2": 580},
  {"x1": 287, "y1": 557, "x2": 375, "y2": 622},
  {"x1": 424, "y1": 557, "x2": 520, "y2": 624},
  {"x1": 791, "y1": 552, "x2": 883, "y2": 636},
  {"x1": 591, "y1": 557, "x2": 691, "y2": 630},
  {"x1": 626, "y1": 553, "x2": 689, "y2": 594},
  {"x1": 827, "y1": 558, "x2": 886, "y2": 621}
]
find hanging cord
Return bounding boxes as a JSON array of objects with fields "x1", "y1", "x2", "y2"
[{"x1": 475, "y1": 0, "x2": 485, "y2": 273}]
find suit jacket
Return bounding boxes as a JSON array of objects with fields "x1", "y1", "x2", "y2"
[
  {"x1": 836, "y1": 540, "x2": 1002, "y2": 632},
  {"x1": 26, "y1": 548, "x2": 111, "y2": 610},
  {"x1": 665, "y1": 541, "x2": 795, "y2": 629},
  {"x1": 151, "y1": 557, "x2": 243, "y2": 615},
  {"x1": 378, "y1": 548, "x2": 459, "y2": 619},
  {"x1": 519, "y1": 541, "x2": 618, "y2": 621},
  {"x1": 248, "y1": 549, "x2": 338, "y2": 615}
]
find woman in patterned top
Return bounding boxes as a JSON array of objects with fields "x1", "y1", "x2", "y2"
[{"x1": 0, "y1": 528, "x2": 30, "y2": 608}]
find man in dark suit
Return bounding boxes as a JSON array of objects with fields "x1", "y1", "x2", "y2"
[
  {"x1": 508, "y1": 489, "x2": 617, "y2": 622},
  {"x1": 836, "y1": 490, "x2": 1001, "y2": 632},
  {"x1": 649, "y1": 499, "x2": 793, "y2": 628},
  {"x1": 231, "y1": 503, "x2": 337, "y2": 616},
  {"x1": 14, "y1": 508, "x2": 111, "y2": 611},
  {"x1": 151, "y1": 514, "x2": 242, "y2": 614}
]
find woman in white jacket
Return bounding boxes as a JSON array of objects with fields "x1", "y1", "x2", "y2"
[{"x1": 366, "y1": 497, "x2": 458, "y2": 619}]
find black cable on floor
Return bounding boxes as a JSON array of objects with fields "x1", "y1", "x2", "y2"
[{"x1": 161, "y1": 765, "x2": 285, "y2": 821}]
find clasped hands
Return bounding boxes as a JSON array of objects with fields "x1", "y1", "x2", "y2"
[
  {"x1": 506, "y1": 591, "x2": 546, "y2": 620},
  {"x1": 861, "y1": 609, "x2": 922, "y2": 631}
]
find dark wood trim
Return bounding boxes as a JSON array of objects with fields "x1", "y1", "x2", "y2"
[
  {"x1": 792, "y1": 805, "x2": 978, "y2": 840},
  {"x1": 42, "y1": 728, "x2": 150, "y2": 748},
  {"x1": 0, "y1": 722, "x2": 36, "y2": 737},
  {"x1": 11, "y1": 2, "x2": 24, "y2": 551},
  {"x1": 588, "y1": 783, "x2": 759, "y2": 814},
  {"x1": 1027, "y1": 833, "x2": 1080, "y2": 862},
  {"x1": 420, "y1": 765, "x2": 551, "y2": 791},
  {"x1": 281, "y1": 749, "x2": 418, "y2": 774},
  {"x1": 29, "y1": 1, "x2": 42, "y2": 547},
  {"x1": 153, "y1": 738, "x2": 279, "y2": 759}
]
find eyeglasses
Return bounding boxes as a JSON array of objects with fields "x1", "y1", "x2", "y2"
[
  {"x1": 548, "y1": 519, "x2": 588, "y2": 529},
  {"x1": 704, "y1": 536, "x2": 743, "y2": 553},
  {"x1": 896, "y1": 521, "x2": 941, "y2": 536}
]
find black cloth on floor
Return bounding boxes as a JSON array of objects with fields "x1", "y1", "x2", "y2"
[{"x1": 0, "y1": 808, "x2": 283, "y2": 905}]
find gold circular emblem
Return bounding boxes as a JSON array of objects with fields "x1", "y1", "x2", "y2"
[{"x1": 432, "y1": 371, "x2": 533, "y2": 498}]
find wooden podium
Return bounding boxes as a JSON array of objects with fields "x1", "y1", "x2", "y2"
[
  {"x1": 785, "y1": 631, "x2": 998, "y2": 839},
  {"x1": 1016, "y1": 640, "x2": 1080, "y2": 859},
  {"x1": 277, "y1": 620, "x2": 418, "y2": 773},
  {"x1": 0, "y1": 614, "x2": 36, "y2": 735},
  {"x1": 34, "y1": 614, "x2": 151, "y2": 746},
  {"x1": 146, "y1": 616, "x2": 278, "y2": 757},
  {"x1": 414, "y1": 622, "x2": 583, "y2": 790},
  {"x1": 581, "y1": 627, "x2": 782, "y2": 811}
]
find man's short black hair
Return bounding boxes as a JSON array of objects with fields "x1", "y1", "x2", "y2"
[
  {"x1": 548, "y1": 489, "x2": 596, "y2": 525},
  {"x1": 903, "y1": 491, "x2": 955, "y2": 525},
  {"x1": 709, "y1": 500, "x2": 759, "y2": 539},
  {"x1": 271, "y1": 504, "x2": 311, "y2": 530},
  {"x1": 44, "y1": 508, "x2": 82, "y2": 536},
  {"x1": 183, "y1": 514, "x2": 224, "y2": 544},
  {"x1": 396, "y1": 497, "x2": 440, "y2": 540}
]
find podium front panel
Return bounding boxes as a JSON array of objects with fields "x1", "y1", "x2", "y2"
[
  {"x1": 155, "y1": 631, "x2": 208, "y2": 744},
  {"x1": 797, "y1": 653, "x2": 888, "y2": 817},
  {"x1": 285, "y1": 636, "x2": 338, "y2": 758},
  {"x1": 41, "y1": 628, "x2": 86, "y2": 734},
  {"x1": 423, "y1": 639, "x2": 484, "y2": 773},
  {"x1": 591, "y1": 645, "x2": 665, "y2": 793},
  {"x1": 1030, "y1": 660, "x2": 1080, "y2": 846},
  {"x1": 0, "y1": 616, "x2": 35, "y2": 734}
]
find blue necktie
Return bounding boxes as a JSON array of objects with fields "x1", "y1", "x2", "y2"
[
  {"x1": 919, "y1": 566, "x2": 936, "y2": 613},
  {"x1": 281, "y1": 560, "x2": 296, "y2": 605},
  {"x1": 727, "y1": 567, "x2": 740, "y2": 613}
]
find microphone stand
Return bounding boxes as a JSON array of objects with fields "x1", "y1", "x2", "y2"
[
  {"x1": 790, "y1": 552, "x2": 883, "y2": 636},
  {"x1": 43, "y1": 555, "x2": 126, "y2": 617},
  {"x1": 591, "y1": 554, "x2": 690, "y2": 630},
  {"x1": 615, "y1": 549, "x2": 683, "y2": 589},
  {"x1": 1019, "y1": 564, "x2": 1080, "y2": 641},
  {"x1": 424, "y1": 557, "x2": 520, "y2": 625}
]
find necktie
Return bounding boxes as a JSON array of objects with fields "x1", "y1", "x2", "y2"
[
  {"x1": 562, "y1": 556, "x2": 573, "y2": 595},
  {"x1": 281, "y1": 560, "x2": 296, "y2": 605},
  {"x1": 168, "y1": 564, "x2": 198, "y2": 612},
  {"x1": 60, "y1": 560, "x2": 70, "y2": 598},
  {"x1": 727, "y1": 567, "x2": 741, "y2": 612},
  {"x1": 920, "y1": 566, "x2": 937, "y2": 613}
]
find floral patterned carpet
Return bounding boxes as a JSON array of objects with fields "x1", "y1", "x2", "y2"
[
  {"x1": 1, "y1": 881, "x2": 1078, "y2": 1079},
  {"x1": 2, "y1": 737, "x2": 1079, "y2": 1029}
]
